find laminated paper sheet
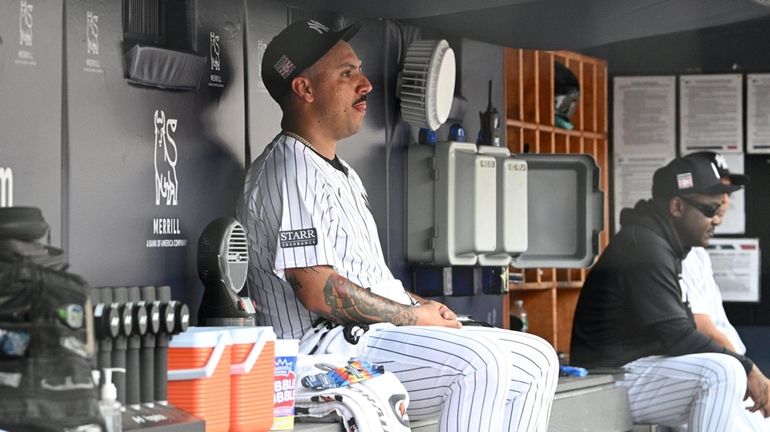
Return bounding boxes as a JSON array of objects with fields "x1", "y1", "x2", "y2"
[
  {"x1": 679, "y1": 74, "x2": 743, "y2": 154},
  {"x1": 747, "y1": 74, "x2": 770, "y2": 154},
  {"x1": 706, "y1": 238, "x2": 760, "y2": 302},
  {"x1": 613, "y1": 76, "x2": 676, "y2": 156},
  {"x1": 613, "y1": 155, "x2": 671, "y2": 232}
]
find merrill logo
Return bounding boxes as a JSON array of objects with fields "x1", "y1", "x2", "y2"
[
  {"x1": 0, "y1": 167, "x2": 13, "y2": 207},
  {"x1": 209, "y1": 32, "x2": 220, "y2": 72},
  {"x1": 279, "y1": 228, "x2": 318, "y2": 248},
  {"x1": 86, "y1": 11, "x2": 99, "y2": 55},
  {"x1": 19, "y1": 0, "x2": 33, "y2": 47},
  {"x1": 153, "y1": 110, "x2": 179, "y2": 206}
]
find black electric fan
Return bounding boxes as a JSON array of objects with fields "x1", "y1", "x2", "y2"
[{"x1": 197, "y1": 216, "x2": 256, "y2": 326}]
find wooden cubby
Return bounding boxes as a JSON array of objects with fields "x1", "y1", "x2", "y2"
[{"x1": 504, "y1": 48, "x2": 609, "y2": 354}]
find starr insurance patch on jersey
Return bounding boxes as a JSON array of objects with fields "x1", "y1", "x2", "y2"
[{"x1": 279, "y1": 228, "x2": 318, "y2": 248}]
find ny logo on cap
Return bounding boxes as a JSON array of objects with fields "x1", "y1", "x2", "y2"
[
  {"x1": 307, "y1": 20, "x2": 329, "y2": 34},
  {"x1": 714, "y1": 154, "x2": 729, "y2": 171},
  {"x1": 709, "y1": 162, "x2": 720, "y2": 179}
]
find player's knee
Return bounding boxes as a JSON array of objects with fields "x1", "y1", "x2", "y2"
[
  {"x1": 462, "y1": 340, "x2": 513, "y2": 387},
  {"x1": 723, "y1": 356, "x2": 748, "y2": 390},
  {"x1": 517, "y1": 332, "x2": 560, "y2": 378},
  {"x1": 539, "y1": 337, "x2": 560, "y2": 374},
  {"x1": 702, "y1": 354, "x2": 747, "y2": 398}
]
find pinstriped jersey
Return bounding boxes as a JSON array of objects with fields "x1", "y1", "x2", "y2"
[{"x1": 237, "y1": 133, "x2": 412, "y2": 339}]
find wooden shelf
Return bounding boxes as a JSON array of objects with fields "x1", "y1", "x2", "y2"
[
  {"x1": 504, "y1": 47, "x2": 609, "y2": 354},
  {"x1": 509, "y1": 282, "x2": 560, "y2": 291},
  {"x1": 505, "y1": 119, "x2": 606, "y2": 140}
]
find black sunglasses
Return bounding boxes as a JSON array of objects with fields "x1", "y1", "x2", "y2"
[{"x1": 679, "y1": 196, "x2": 721, "y2": 218}]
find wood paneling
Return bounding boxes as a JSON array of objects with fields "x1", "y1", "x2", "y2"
[{"x1": 504, "y1": 48, "x2": 608, "y2": 353}]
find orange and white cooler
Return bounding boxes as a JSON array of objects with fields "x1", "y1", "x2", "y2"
[
  {"x1": 168, "y1": 328, "x2": 233, "y2": 432},
  {"x1": 229, "y1": 327, "x2": 276, "y2": 432}
]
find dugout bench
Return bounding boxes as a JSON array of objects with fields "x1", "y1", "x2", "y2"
[{"x1": 295, "y1": 373, "x2": 636, "y2": 432}]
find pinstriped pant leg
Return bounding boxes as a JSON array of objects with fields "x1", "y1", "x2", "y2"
[
  {"x1": 619, "y1": 353, "x2": 746, "y2": 431},
  {"x1": 738, "y1": 398, "x2": 770, "y2": 431},
  {"x1": 360, "y1": 326, "x2": 557, "y2": 432},
  {"x1": 360, "y1": 326, "x2": 512, "y2": 432},
  {"x1": 463, "y1": 327, "x2": 559, "y2": 432}
]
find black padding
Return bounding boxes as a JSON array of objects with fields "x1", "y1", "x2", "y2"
[
  {"x1": 124, "y1": 45, "x2": 207, "y2": 90},
  {"x1": 0, "y1": 207, "x2": 49, "y2": 241}
]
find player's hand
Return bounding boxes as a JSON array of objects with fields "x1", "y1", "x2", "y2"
[
  {"x1": 746, "y1": 365, "x2": 770, "y2": 417},
  {"x1": 413, "y1": 301, "x2": 461, "y2": 329},
  {"x1": 424, "y1": 300, "x2": 458, "y2": 321}
]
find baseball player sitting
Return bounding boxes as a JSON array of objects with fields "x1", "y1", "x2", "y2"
[
  {"x1": 571, "y1": 154, "x2": 770, "y2": 431},
  {"x1": 237, "y1": 19, "x2": 558, "y2": 432},
  {"x1": 680, "y1": 151, "x2": 770, "y2": 431}
]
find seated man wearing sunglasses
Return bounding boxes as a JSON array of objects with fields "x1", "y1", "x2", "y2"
[{"x1": 571, "y1": 154, "x2": 770, "y2": 431}]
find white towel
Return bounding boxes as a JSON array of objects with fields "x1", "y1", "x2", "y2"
[{"x1": 294, "y1": 355, "x2": 411, "y2": 432}]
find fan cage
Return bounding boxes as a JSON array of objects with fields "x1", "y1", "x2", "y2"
[{"x1": 399, "y1": 39, "x2": 456, "y2": 131}]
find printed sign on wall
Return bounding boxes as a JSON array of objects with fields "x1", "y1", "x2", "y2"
[
  {"x1": 747, "y1": 74, "x2": 770, "y2": 154},
  {"x1": 84, "y1": 10, "x2": 102, "y2": 73},
  {"x1": 148, "y1": 110, "x2": 187, "y2": 249},
  {"x1": 17, "y1": 0, "x2": 36, "y2": 66},
  {"x1": 209, "y1": 31, "x2": 224, "y2": 88},
  {"x1": 679, "y1": 74, "x2": 743, "y2": 154},
  {"x1": 0, "y1": 167, "x2": 13, "y2": 207}
]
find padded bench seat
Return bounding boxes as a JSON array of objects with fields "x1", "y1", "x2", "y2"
[
  {"x1": 549, "y1": 374, "x2": 632, "y2": 432},
  {"x1": 294, "y1": 418, "x2": 438, "y2": 431},
  {"x1": 294, "y1": 374, "x2": 632, "y2": 432}
]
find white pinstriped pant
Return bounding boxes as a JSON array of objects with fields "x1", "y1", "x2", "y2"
[
  {"x1": 358, "y1": 326, "x2": 559, "y2": 432},
  {"x1": 618, "y1": 353, "x2": 751, "y2": 431},
  {"x1": 738, "y1": 398, "x2": 770, "y2": 431}
]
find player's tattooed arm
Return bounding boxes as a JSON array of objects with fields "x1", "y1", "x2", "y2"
[
  {"x1": 285, "y1": 266, "x2": 417, "y2": 326},
  {"x1": 287, "y1": 268, "x2": 341, "y2": 323},
  {"x1": 286, "y1": 266, "x2": 459, "y2": 328},
  {"x1": 323, "y1": 274, "x2": 418, "y2": 326},
  {"x1": 286, "y1": 272, "x2": 305, "y2": 293}
]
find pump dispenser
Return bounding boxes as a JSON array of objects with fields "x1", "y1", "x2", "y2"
[{"x1": 100, "y1": 368, "x2": 125, "y2": 432}]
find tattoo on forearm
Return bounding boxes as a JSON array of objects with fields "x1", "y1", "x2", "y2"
[
  {"x1": 323, "y1": 274, "x2": 417, "y2": 326},
  {"x1": 287, "y1": 274, "x2": 301, "y2": 293},
  {"x1": 287, "y1": 267, "x2": 322, "y2": 294}
]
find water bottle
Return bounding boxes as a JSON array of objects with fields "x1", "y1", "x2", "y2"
[
  {"x1": 418, "y1": 128, "x2": 436, "y2": 145},
  {"x1": 511, "y1": 299, "x2": 528, "y2": 332},
  {"x1": 448, "y1": 123, "x2": 466, "y2": 142}
]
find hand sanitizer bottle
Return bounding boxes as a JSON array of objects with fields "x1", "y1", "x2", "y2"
[{"x1": 100, "y1": 368, "x2": 125, "y2": 432}]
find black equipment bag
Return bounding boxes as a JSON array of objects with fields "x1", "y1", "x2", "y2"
[{"x1": 0, "y1": 207, "x2": 101, "y2": 431}]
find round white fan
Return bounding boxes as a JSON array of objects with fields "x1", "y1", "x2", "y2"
[{"x1": 398, "y1": 39, "x2": 456, "y2": 131}]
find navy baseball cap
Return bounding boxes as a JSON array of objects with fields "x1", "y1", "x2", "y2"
[
  {"x1": 261, "y1": 19, "x2": 362, "y2": 104},
  {"x1": 652, "y1": 155, "x2": 742, "y2": 199},
  {"x1": 686, "y1": 151, "x2": 750, "y2": 187}
]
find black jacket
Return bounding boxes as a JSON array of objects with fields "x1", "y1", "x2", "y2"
[{"x1": 570, "y1": 199, "x2": 753, "y2": 374}]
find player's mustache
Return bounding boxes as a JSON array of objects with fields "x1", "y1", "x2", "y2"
[{"x1": 354, "y1": 95, "x2": 367, "y2": 105}]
